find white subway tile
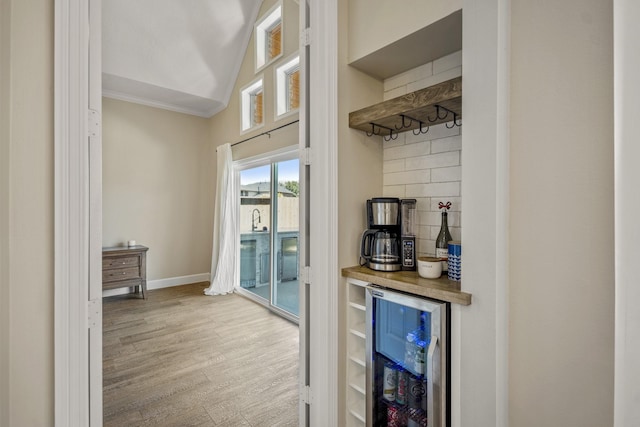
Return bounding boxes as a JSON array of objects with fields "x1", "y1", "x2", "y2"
[
  {"x1": 418, "y1": 238, "x2": 436, "y2": 256},
  {"x1": 383, "y1": 159, "x2": 406, "y2": 173},
  {"x1": 404, "y1": 129, "x2": 435, "y2": 145},
  {"x1": 413, "y1": 197, "x2": 430, "y2": 211},
  {"x1": 445, "y1": 212, "x2": 460, "y2": 227},
  {"x1": 430, "y1": 226, "x2": 441, "y2": 240},
  {"x1": 385, "y1": 170, "x2": 431, "y2": 186},
  {"x1": 417, "y1": 238, "x2": 436, "y2": 257},
  {"x1": 406, "y1": 151, "x2": 459, "y2": 170},
  {"x1": 407, "y1": 66, "x2": 462, "y2": 93},
  {"x1": 384, "y1": 140, "x2": 430, "y2": 161},
  {"x1": 433, "y1": 50, "x2": 463, "y2": 75},
  {"x1": 420, "y1": 211, "x2": 442, "y2": 226},
  {"x1": 384, "y1": 62, "x2": 433, "y2": 91},
  {"x1": 418, "y1": 225, "x2": 431, "y2": 237},
  {"x1": 431, "y1": 135, "x2": 462, "y2": 153},
  {"x1": 403, "y1": 123, "x2": 459, "y2": 146},
  {"x1": 406, "y1": 182, "x2": 460, "y2": 198},
  {"x1": 416, "y1": 209, "x2": 429, "y2": 226},
  {"x1": 432, "y1": 166, "x2": 462, "y2": 182},
  {"x1": 383, "y1": 86, "x2": 408, "y2": 101},
  {"x1": 383, "y1": 185, "x2": 406, "y2": 198},
  {"x1": 417, "y1": 224, "x2": 431, "y2": 238},
  {"x1": 381, "y1": 132, "x2": 406, "y2": 151}
]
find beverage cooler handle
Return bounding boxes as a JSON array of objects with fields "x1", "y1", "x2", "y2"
[{"x1": 427, "y1": 335, "x2": 440, "y2": 427}]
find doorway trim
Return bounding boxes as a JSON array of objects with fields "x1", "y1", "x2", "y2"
[
  {"x1": 305, "y1": 0, "x2": 339, "y2": 424},
  {"x1": 54, "y1": 0, "x2": 102, "y2": 425}
]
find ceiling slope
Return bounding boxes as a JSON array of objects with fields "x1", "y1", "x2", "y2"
[{"x1": 102, "y1": 0, "x2": 264, "y2": 117}]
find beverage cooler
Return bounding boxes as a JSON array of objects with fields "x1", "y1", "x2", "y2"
[{"x1": 366, "y1": 286, "x2": 449, "y2": 427}]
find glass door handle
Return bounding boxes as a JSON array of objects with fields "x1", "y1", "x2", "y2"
[{"x1": 427, "y1": 335, "x2": 440, "y2": 427}]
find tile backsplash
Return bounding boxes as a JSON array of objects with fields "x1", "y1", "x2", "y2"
[{"x1": 382, "y1": 51, "x2": 462, "y2": 258}]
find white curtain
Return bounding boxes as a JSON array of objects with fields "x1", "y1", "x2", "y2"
[{"x1": 204, "y1": 143, "x2": 237, "y2": 295}]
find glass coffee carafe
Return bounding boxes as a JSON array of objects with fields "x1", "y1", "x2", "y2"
[
  {"x1": 361, "y1": 229, "x2": 402, "y2": 271},
  {"x1": 371, "y1": 231, "x2": 400, "y2": 263}
]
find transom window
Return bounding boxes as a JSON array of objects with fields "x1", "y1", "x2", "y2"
[
  {"x1": 275, "y1": 54, "x2": 300, "y2": 119},
  {"x1": 255, "y1": 2, "x2": 283, "y2": 72},
  {"x1": 240, "y1": 77, "x2": 264, "y2": 132}
]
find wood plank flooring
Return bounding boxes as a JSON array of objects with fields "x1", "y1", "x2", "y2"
[{"x1": 103, "y1": 282, "x2": 299, "y2": 426}]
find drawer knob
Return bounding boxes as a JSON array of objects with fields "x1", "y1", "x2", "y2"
[
  {"x1": 122, "y1": 272, "x2": 126, "y2": 275},
  {"x1": 121, "y1": 261, "x2": 126, "y2": 264}
]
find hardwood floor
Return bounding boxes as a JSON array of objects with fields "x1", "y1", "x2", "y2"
[{"x1": 103, "y1": 282, "x2": 299, "y2": 426}]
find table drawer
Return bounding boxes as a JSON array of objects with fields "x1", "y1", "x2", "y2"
[
  {"x1": 103, "y1": 256, "x2": 139, "y2": 269},
  {"x1": 102, "y1": 266, "x2": 140, "y2": 283}
]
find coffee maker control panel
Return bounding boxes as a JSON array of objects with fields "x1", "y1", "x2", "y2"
[
  {"x1": 400, "y1": 199, "x2": 417, "y2": 271},
  {"x1": 402, "y1": 238, "x2": 415, "y2": 268}
]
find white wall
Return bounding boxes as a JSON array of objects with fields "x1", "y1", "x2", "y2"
[
  {"x1": 509, "y1": 0, "x2": 614, "y2": 425},
  {"x1": 102, "y1": 98, "x2": 214, "y2": 281},
  {"x1": 614, "y1": 0, "x2": 640, "y2": 425},
  {"x1": 337, "y1": 1, "x2": 386, "y2": 424},
  {"x1": 347, "y1": 0, "x2": 461, "y2": 63},
  {"x1": 0, "y1": 0, "x2": 10, "y2": 423},
  {"x1": 458, "y1": 0, "x2": 510, "y2": 425},
  {"x1": 1, "y1": 0, "x2": 55, "y2": 424},
  {"x1": 382, "y1": 51, "x2": 463, "y2": 257}
]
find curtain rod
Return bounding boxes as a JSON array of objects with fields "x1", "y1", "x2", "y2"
[{"x1": 230, "y1": 119, "x2": 300, "y2": 147}]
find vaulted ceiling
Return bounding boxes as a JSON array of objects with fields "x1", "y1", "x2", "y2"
[{"x1": 102, "y1": 0, "x2": 264, "y2": 118}]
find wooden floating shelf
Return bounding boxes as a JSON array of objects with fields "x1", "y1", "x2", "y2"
[{"x1": 349, "y1": 76, "x2": 462, "y2": 137}]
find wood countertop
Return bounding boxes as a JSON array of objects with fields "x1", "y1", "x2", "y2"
[{"x1": 341, "y1": 265, "x2": 472, "y2": 306}]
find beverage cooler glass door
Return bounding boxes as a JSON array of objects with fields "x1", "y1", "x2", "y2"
[{"x1": 366, "y1": 286, "x2": 449, "y2": 427}]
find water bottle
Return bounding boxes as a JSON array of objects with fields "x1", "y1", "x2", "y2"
[
  {"x1": 414, "y1": 338, "x2": 426, "y2": 376},
  {"x1": 405, "y1": 331, "x2": 417, "y2": 368}
]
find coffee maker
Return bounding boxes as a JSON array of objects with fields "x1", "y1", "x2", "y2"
[{"x1": 360, "y1": 198, "x2": 417, "y2": 272}]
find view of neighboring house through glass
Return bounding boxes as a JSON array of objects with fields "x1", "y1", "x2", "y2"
[{"x1": 237, "y1": 155, "x2": 300, "y2": 319}]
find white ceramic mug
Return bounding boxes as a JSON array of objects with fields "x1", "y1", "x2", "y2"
[{"x1": 417, "y1": 257, "x2": 442, "y2": 279}]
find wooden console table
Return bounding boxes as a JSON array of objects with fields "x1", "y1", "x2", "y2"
[{"x1": 102, "y1": 245, "x2": 149, "y2": 299}]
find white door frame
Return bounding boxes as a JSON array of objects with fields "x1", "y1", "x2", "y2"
[
  {"x1": 54, "y1": 1, "x2": 339, "y2": 427},
  {"x1": 304, "y1": 0, "x2": 339, "y2": 424},
  {"x1": 54, "y1": 0, "x2": 102, "y2": 426},
  {"x1": 614, "y1": 0, "x2": 640, "y2": 425}
]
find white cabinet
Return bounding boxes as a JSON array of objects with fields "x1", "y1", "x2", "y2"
[{"x1": 346, "y1": 278, "x2": 368, "y2": 426}]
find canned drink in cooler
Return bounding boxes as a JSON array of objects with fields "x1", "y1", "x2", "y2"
[
  {"x1": 396, "y1": 368, "x2": 408, "y2": 405},
  {"x1": 408, "y1": 375, "x2": 426, "y2": 410},
  {"x1": 387, "y1": 403, "x2": 401, "y2": 427},
  {"x1": 421, "y1": 377, "x2": 428, "y2": 412},
  {"x1": 383, "y1": 362, "x2": 398, "y2": 402},
  {"x1": 407, "y1": 407, "x2": 428, "y2": 427}
]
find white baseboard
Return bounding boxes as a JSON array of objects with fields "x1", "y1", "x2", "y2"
[{"x1": 102, "y1": 273, "x2": 210, "y2": 298}]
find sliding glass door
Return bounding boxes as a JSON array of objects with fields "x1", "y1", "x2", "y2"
[{"x1": 237, "y1": 149, "x2": 299, "y2": 319}]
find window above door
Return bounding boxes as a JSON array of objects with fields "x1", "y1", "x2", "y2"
[
  {"x1": 240, "y1": 76, "x2": 264, "y2": 133},
  {"x1": 275, "y1": 53, "x2": 300, "y2": 120},
  {"x1": 255, "y1": 1, "x2": 283, "y2": 73}
]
